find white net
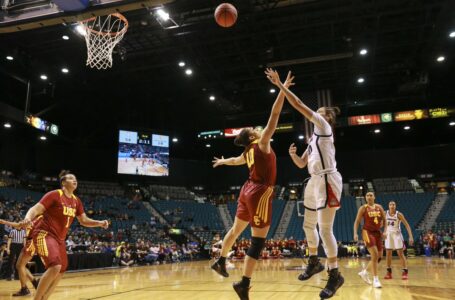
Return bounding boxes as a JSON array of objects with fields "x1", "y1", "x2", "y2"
[{"x1": 81, "y1": 13, "x2": 128, "y2": 70}]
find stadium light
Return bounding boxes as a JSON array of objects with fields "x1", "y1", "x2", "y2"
[
  {"x1": 178, "y1": 61, "x2": 185, "y2": 67},
  {"x1": 205, "y1": 144, "x2": 211, "y2": 148},
  {"x1": 357, "y1": 77, "x2": 365, "y2": 84},
  {"x1": 450, "y1": 121, "x2": 455, "y2": 126},
  {"x1": 298, "y1": 135, "x2": 304, "y2": 140},
  {"x1": 437, "y1": 56, "x2": 445, "y2": 62},
  {"x1": 374, "y1": 129, "x2": 381, "y2": 134},
  {"x1": 4, "y1": 122, "x2": 11, "y2": 128},
  {"x1": 449, "y1": 31, "x2": 455, "y2": 38},
  {"x1": 359, "y1": 49, "x2": 368, "y2": 55},
  {"x1": 404, "y1": 126, "x2": 411, "y2": 130},
  {"x1": 270, "y1": 88, "x2": 276, "y2": 94},
  {"x1": 209, "y1": 95, "x2": 215, "y2": 101},
  {"x1": 62, "y1": 35, "x2": 69, "y2": 40},
  {"x1": 40, "y1": 74, "x2": 48, "y2": 80},
  {"x1": 39, "y1": 136, "x2": 47, "y2": 141},
  {"x1": 75, "y1": 25, "x2": 86, "y2": 36},
  {"x1": 185, "y1": 69, "x2": 193, "y2": 75},
  {"x1": 61, "y1": 68, "x2": 69, "y2": 73},
  {"x1": 6, "y1": 56, "x2": 13, "y2": 61},
  {"x1": 157, "y1": 9, "x2": 170, "y2": 21},
  {"x1": 172, "y1": 137, "x2": 178, "y2": 142}
]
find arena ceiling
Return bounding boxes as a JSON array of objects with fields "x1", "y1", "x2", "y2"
[{"x1": 0, "y1": 0, "x2": 454, "y2": 159}]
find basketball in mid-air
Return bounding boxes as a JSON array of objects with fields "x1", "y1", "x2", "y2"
[{"x1": 214, "y1": 3, "x2": 238, "y2": 28}]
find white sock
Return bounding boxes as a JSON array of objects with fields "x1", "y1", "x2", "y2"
[
  {"x1": 373, "y1": 276, "x2": 379, "y2": 281},
  {"x1": 328, "y1": 262, "x2": 338, "y2": 270}
]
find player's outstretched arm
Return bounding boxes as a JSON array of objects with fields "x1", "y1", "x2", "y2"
[
  {"x1": 267, "y1": 69, "x2": 314, "y2": 122},
  {"x1": 289, "y1": 144, "x2": 308, "y2": 169},
  {"x1": 353, "y1": 206, "x2": 365, "y2": 241},
  {"x1": 77, "y1": 213, "x2": 109, "y2": 229},
  {"x1": 212, "y1": 155, "x2": 246, "y2": 168},
  {"x1": 260, "y1": 69, "x2": 295, "y2": 152},
  {"x1": 0, "y1": 219, "x2": 23, "y2": 229},
  {"x1": 399, "y1": 213, "x2": 414, "y2": 246}
]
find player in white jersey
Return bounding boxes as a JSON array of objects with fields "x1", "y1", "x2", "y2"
[
  {"x1": 384, "y1": 201, "x2": 414, "y2": 280},
  {"x1": 267, "y1": 69, "x2": 343, "y2": 299}
]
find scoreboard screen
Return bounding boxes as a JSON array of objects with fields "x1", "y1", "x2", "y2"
[{"x1": 117, "y1": 130, "x2": 169, "y2": 176}]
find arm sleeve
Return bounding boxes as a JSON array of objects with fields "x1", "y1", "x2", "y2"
[
  {"x1": 310, "y1": 112, "x2": 332, "y2": 135},
  {"x1": 76, "y1": 198, "x2": 85, "y2": 216},
  {"x1": 39, "y1": 190, "x2": 58, "y2": 210}
]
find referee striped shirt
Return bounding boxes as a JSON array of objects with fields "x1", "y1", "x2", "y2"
[{"x1": 9, "y1": 228, "x2": 26, "y2": 244}]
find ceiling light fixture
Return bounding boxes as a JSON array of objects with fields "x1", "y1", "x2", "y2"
[
  {"x1": 75, "y1": 25, "x2": 86, "y2": 36},
  {"x1": 157, "y1": 9, "x2": 170, "y2": 21}
]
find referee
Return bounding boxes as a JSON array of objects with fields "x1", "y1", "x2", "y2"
[{"x1": 6, "y1": 223, "x2": 26, "y2": 280}]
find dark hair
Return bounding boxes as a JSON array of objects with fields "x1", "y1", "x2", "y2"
[
  {"x1": 234, "y1": 128, "x2": 252, "y2": 147},
  {"x1": 59, "y1": 170, "x2": 71, "y2": 186},
  {"x1": 322, "y1": 106, "x2": 341, "y2": 128}
]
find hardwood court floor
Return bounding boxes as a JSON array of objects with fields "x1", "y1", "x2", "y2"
[{"x1": 0, "y1": 257, "x2": 454, "y2": 300}]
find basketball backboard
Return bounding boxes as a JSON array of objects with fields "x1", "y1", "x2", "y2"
[{"x1": 0, "y1": 0, "x2": 173, "y2": 33}]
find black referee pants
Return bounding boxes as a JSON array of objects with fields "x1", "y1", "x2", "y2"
[{"x1": 6, "y1": 243, "x2": 23, "y2": 279}]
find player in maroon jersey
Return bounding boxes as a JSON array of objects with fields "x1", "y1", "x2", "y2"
[
  {"x1": 211, "y1": 70, "x2": 294, "y2": 300},
  {"x1": 0, "y1": 217, "x2": 42, "y2": 296},
  {"x1": 20, "y1": 170, "x2": 109, "y2": 300},
  {"x1": 353, "y1": 192, "x2": 387, "y2": 288}
]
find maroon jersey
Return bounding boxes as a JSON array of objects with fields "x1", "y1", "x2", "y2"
[
  {"x1": 362, "y1": 204, "x2": 383, "y2": 232},
  {"x1": 243, "y1": 140, "x2": 276, "y2": 186},
  {"x1": 35, "y1": 189, "x2": 85, "y2": 241}
]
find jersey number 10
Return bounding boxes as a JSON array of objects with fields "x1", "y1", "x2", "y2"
[{"x1": 246, "y1": 148, "x2": 255, "y2": 168}]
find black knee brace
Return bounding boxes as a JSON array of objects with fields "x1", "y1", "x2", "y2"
[{"x1": 247, "y1": 237, "x2": 266, "y2": 260}]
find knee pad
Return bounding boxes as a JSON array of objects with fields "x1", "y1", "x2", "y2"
[{"x1": 247, "y1": 237, "x2": 266, "y2": 260}]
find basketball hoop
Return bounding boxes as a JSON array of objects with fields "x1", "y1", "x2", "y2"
[{"x1": 80, "y1": 13, "x2": 128, "y2": 70}]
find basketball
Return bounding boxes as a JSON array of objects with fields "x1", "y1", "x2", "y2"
[{"x1": 214, "y1": 3, "x2": 237, "y2": 28}]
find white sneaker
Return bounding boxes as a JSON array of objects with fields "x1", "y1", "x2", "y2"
[
  {"x1": 358, "y1": 270, "x2": 372, "y2": 285},
  {"x1": 373, "y1": 278, "x2": 382, "y2": 288}
]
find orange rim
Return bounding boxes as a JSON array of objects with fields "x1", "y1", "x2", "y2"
[{"x1": 81, "y1": 13, "x2": 129, "y2": 37}]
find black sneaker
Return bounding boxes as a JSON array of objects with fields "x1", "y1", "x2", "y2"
[
  {"x1": 233, "y1": 281, "x2": 250, "y2": 300},
  {"x1": 13, "y1": 287, "x2": 30, "y2": 297},
  {"x1": 298, "y1": 256, "x2": 324, "y2": 281},
  {"x1": 319, "y1": 268, "x2": 344, "y2": 299},
  {"x1": 211, "y1": 260, "x2": 229, "y2": 277},
  {"x1": 32, "y1": 278, "x2": 40, "y2": 289}
]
